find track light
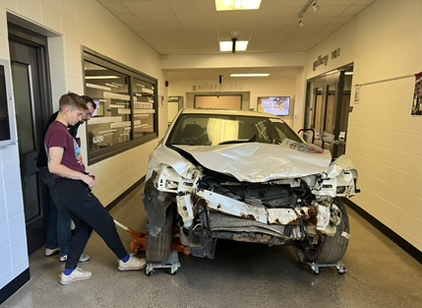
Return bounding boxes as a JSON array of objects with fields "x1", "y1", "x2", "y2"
[{"x1": 298, "y1": 0, "x2": 319, "y2": 27}]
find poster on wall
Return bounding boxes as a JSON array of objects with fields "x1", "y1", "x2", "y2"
[{"x1": 411, "y1": 73, "x2": 422, "y2": 115}]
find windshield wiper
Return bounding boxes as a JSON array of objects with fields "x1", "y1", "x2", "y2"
[{"x1": 217, "y1": 135, "x2": 256, "y2": 145}]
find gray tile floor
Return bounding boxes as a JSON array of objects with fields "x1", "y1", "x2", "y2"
[{"x1": 3, "y1": 185, "x2": 422, "y2": 308}]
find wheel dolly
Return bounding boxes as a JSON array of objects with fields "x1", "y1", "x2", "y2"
[
  {"x1": 296, "y1": 250, "x2": 347, "y2": 275},
  {"x1": 113, "y1": 220, "x2": 190, "y2": 276}
]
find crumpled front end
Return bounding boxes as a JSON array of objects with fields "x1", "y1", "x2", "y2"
[{"x1": 144, "y1": 146, "x2": 358, "y2": 259}]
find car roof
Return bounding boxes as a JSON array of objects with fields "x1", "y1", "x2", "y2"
[{"x1": 181, "y1": 108, "x2": 280, "y2": 118}]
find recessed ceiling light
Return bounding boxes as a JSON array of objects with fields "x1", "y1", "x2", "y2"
[
  {"x1": 219, "y1": 40, "x2": 249, "y2": 52},
  {"x1": 215, "y1": 0, "x2": 262, "y2": 11},
  {"x1": 230, "y1": 73, "x2": 270, "y2": 77},
  {"x1": 85, "y1": 76, "x2": 120, "y2": 79}
]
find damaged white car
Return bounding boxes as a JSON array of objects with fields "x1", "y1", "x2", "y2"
[{"x1": 144, "y1": 109, "x2": 358, "y2": 271}]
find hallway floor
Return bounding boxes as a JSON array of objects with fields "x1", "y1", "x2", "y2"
[{"x1": 3, "y1": 185, "x2": 422, "y2": 308}]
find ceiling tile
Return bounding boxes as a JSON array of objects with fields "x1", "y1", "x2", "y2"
[
  {"x1": 122, "y1": 0, "x2": 172, "y2": 13},
  {"x1": 318, "y1": 0, "x2": 355, "y2": 5},
  {"x1": 352, "y1": 0, "x2": 377, "y2": 4},
  {"x1": 98, "y1": 0, "x2": 375, "y2": 55},
  {"x1": 175, "y1": 11, "x2": 217, "y2": 23},
  {"x1": 256, "y1": 8, "x2": 300, "y2": 20},
  {"x1": 115, "y1": 13, "x2": 140, "y2": 24},
  {"x1": 307, "y1": 5, "x2": 348, "y2": 17},
  {"x1": 167, "y1": 0, "x2": 215, "y2": 12},
  {"x1": 261, "y1": 0, "x2": 304, "y2": 9},
  {"x1": 141, "y1": 22, "x2": 184, "y2": 32},
  {"x1": 341, "y1": 5, "x2": 369, "y2": 16},
  {"x1": 135, "y1": 12, "x2": 178, "y2": 23},
  {"x1": 102, "y1": 2, "x2": 131, "y2": 14},
  {"x1": 181, "y1": 22, "x2": 217, "y2": 33}
]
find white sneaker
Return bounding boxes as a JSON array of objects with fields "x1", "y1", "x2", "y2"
[
  {"x1": 118, "y1": 255, "x2": 146, "y2": 271},
  {"x1": 60, "y1": 254, "x2": 91, "y2": 262},
  {"x1": 45, "y1": 247, "x2": 60, "y2": 256},
  {"x1": 59, "y1": 267, "x2": 92, "y2": 285}
]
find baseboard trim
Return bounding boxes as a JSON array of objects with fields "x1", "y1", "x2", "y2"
[
  {"x1": 105, "y1": 176, "x2": 145, "y2": 212},
  {"x1": 343, "y1": 198, "x2": 422, "y2": 263},
  {"x1": 0, "y1": 268, "x2": 30, "y2": 305}
]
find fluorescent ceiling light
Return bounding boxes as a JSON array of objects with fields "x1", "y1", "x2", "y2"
[
  {"x1": 85, "y1": 76, "x2": 120, "y2": 79},
  {"x1": 344, "y1": 72, "x2": 354, "y2": 75},
  {"x1": 230, "y1": 73, "x2": 270, "y2": 77},
  {"x1": 215, "y1": 0, "x2": 262, "y2": 11},
  {"x1": 219, "y1": 40, "x2": 249, "y2": 52}
]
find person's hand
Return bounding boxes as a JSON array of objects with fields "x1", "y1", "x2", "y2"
[{"x1": 82, "y1": 174, "x2": 95, "y2": 189}]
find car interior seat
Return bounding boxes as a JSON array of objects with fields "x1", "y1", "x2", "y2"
[
  {"x1": 239, "y1": 123, "x2": 258, "y2": 140},
  {"x1": 180, "y1": 123, "x2": 210, "y2": 145}
]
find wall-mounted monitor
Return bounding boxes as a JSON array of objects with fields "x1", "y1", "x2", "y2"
[
  {"x1": 0, "y1": 59, "x2": 16, "y2": 148},
  {"x1": 257, "y1": 96, "x2": 291, "y2": 116}
]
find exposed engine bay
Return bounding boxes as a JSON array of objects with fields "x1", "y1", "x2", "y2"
[{"x1": 144, "y1": 143, "x2": 358, "y2": 261}]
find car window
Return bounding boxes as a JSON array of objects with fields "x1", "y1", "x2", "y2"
[{"x1": 167, "y1": 114, "x2": 303, "y2": 146}]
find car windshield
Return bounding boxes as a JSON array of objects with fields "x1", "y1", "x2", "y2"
[{"x1": 167, "y1": 114, "x2": 303, "y2": 146}]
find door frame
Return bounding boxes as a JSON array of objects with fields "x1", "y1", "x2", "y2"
[
  {"x1": 8, "y1": 23, "x2": 53, "y2": 128},
  {"x1": 8, "y1": 22, "x2": 53, "y2": 255}
]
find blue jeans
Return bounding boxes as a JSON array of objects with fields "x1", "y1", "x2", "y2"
[{"x1": 38, "y1": 167, "x2": 71, "y2": 256}]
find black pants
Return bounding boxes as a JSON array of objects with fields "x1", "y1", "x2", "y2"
[{"x1": 55, "y1": 178, "x2": 127, "y2": 270}]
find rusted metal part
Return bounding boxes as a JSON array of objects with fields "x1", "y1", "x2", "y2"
[
  {"x1": 196, "y1": 189, "x2": 268, "y2": 223},
  {"x1": 194, "y1": 189, "x2": 320, "y2": 227},
  {"x1": 267, "y1": 206, "x2": 318, "y2": 225}
]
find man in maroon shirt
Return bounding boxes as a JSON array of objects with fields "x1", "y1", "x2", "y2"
[{"x1": 45, "y1": 92, "x2": 145, "y2": 285}]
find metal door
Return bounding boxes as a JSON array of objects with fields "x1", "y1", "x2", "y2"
[
  {"x1": 303, "y1": 66, "x2": 353, "y2": 158},
  {"x1": 321, "y1": 72, "x2": 340, "y2": 153},
  {"x1": 8, "y1": 24, "x2": 52, "y2": 255}
]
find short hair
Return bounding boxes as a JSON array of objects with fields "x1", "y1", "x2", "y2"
[
  {"x1": 81, "y1": 95, "x2": 97, "y2": 110},
  {"x1": 59, "y1": 92, "x2": 88, "y2": 112}
]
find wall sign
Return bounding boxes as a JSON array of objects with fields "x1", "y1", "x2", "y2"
[
  {"x1": 312, "y1": 48, "x2": 341, "y2": 71},
  {"x1": 192, "y1": 82, "x2": 243, "y2": 91}
]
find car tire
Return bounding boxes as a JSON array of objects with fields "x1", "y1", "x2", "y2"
[
  {"x1": 304, "y1": 198, "x2": 350, "y2": 264},
  {"x1": 146, "y1": 205, "x2": 173, "y2": 262}
]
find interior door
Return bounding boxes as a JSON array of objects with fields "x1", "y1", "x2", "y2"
[
  {"x1": 9, "y1": 25, "x2": 51, "y2": 255},
  {"x1": 321, "y1": 72, "x2": 340, "y2": 152},
  {"x1": 303, "y1": 67, "x2": 353, "y2": 158}
]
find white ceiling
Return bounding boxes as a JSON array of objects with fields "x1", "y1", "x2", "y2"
[
  {"x1": 98, "y1": 0, "x2": 376, "y2": 55},
  {"x1": 165, "y1": 66, "x2": 301, "y2": 81},
  {"x1": 97, "y1": 0, "x2": 376, "y2": 80}
]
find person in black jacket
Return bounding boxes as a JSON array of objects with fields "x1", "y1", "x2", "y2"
[{"x1": 38, "y1": 95, "x2": 96, "y2": 262}]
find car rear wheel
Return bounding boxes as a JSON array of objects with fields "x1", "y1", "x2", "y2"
[
  {"x1": 304, "y1": 198, "x2": 350, "y2": 264},
  {"x1": 146, "y1": 205, "x2": 173, "y2": 262}
]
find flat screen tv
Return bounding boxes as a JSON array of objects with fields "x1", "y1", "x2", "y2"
[
  {"x1": 0, "y1": 59, "x2": 16, "y2": 148},
  {"x1": 257, "y1": 96, "x2": 290, "y2": 116}
]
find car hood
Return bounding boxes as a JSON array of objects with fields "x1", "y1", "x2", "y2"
[{"x1": 149, "y1": 142, "x2": 332, "y2": 183}]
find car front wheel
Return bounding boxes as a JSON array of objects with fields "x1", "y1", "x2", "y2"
[
  {"x1": 303, "y1": 198, "x2": 350, "y2": 264},
  {"x1": 146, "y1": 205, "x2": 174, "y2": 262}
]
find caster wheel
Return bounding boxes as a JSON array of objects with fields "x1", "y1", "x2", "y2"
[
  {"x1": 145, "y1": 269, "x2": 153, "y2": 276},
  {"x1": 311, "y1": 268, "x2": 320, "y2": 275}
]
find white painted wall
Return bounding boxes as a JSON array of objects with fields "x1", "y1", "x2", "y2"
[
  {"x1": 306, "y1": 0, "x2": 422, "y2": 251},
  {"x1": 168, "y1": 78, "x2": 297, "y2": 127},
  {"x1": 0, "y1": 0, "x2": 165, "y2": 290}
]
